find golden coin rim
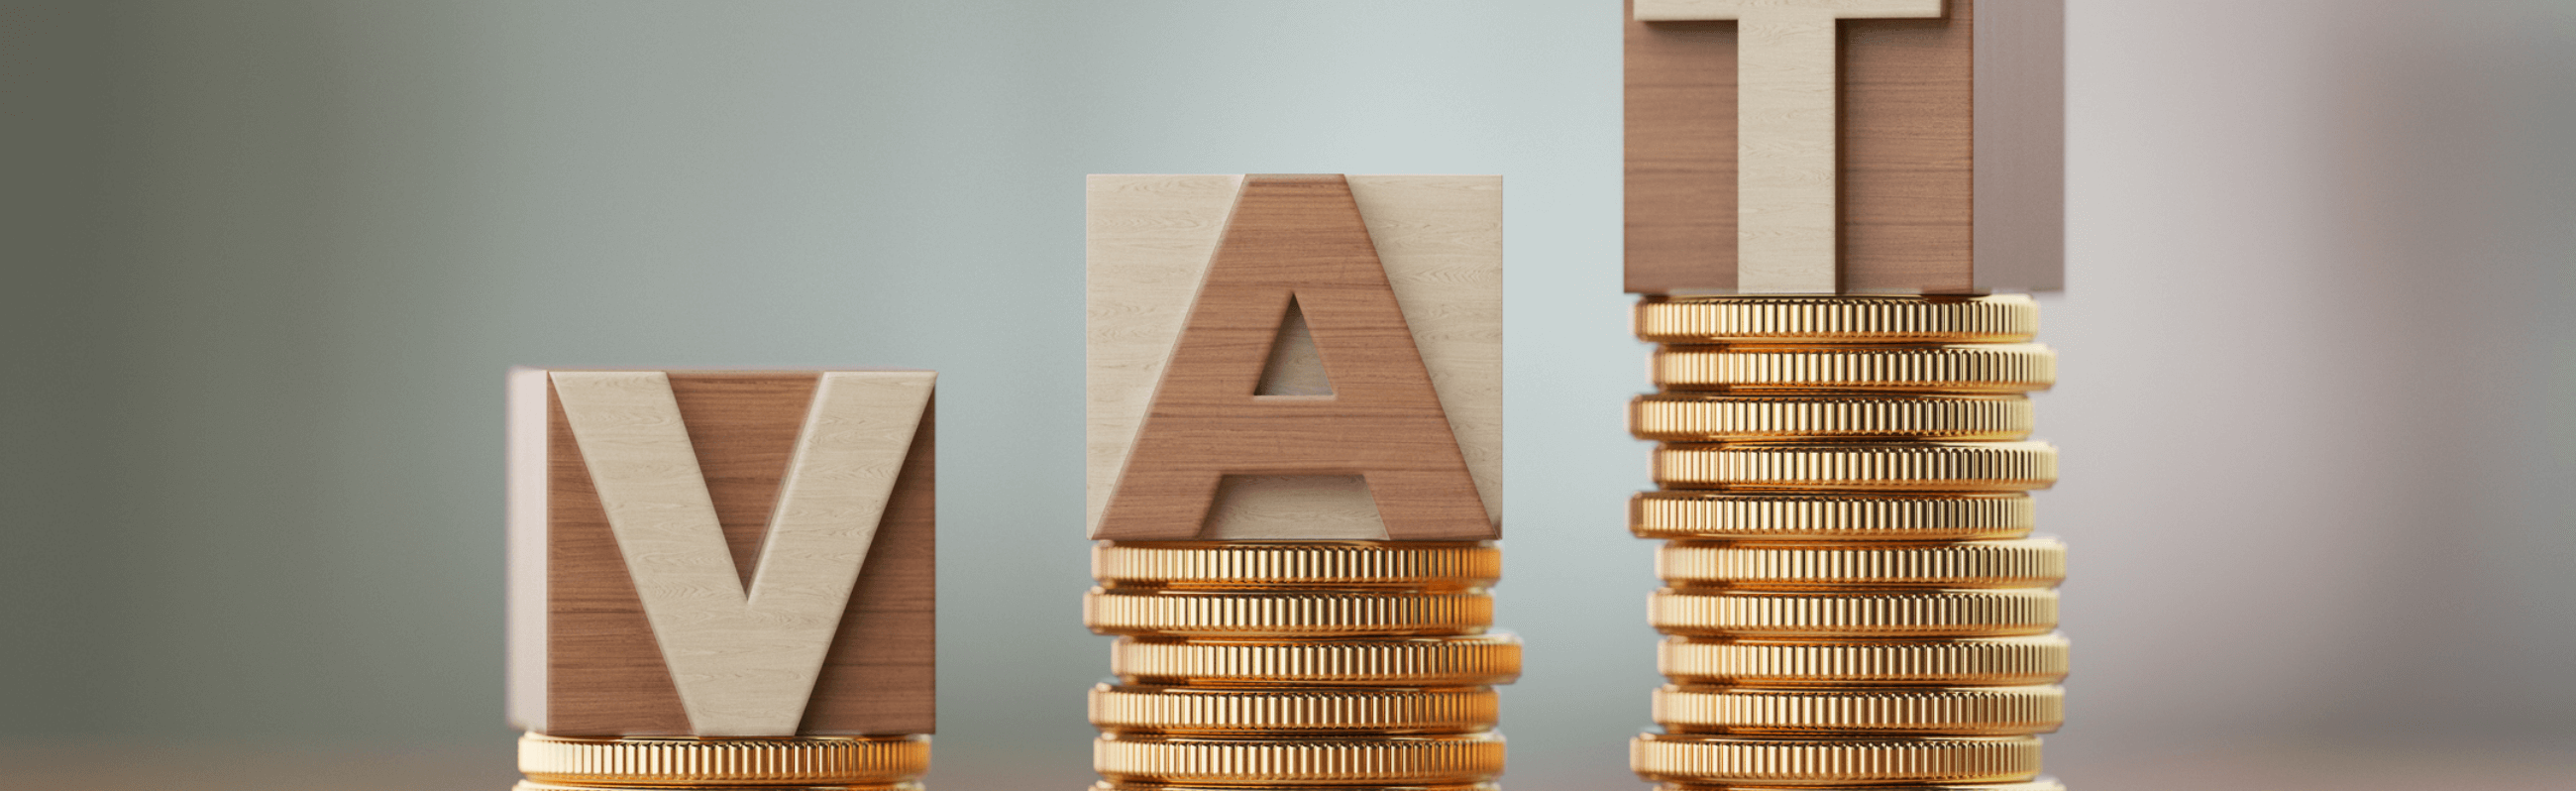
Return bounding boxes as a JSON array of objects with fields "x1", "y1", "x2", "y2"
[
  {"x1": 1631, "y1": 393, "x2": 2034, "y2": 442},
  {"x1": 1649, "y1": 588, "x2": 2061, "y2": 637},
  {"x1": 1658, "y1": 633, "x2": 2072, "y2": 687},
  {"x1": 1651, "y1": 343, "x2": 2057, "y2": 394},
  {"x1": 1634, "y1": 294, "x2": 2039, "y2": 345},
  {"x1": 1631, "y1": 492, "x2": 2035, "y2": 541},
  {"x1": 1656, "y1": 537, "x2": 2067, "y2": 589},
  {"x1": 1630, "y1": 734, "x2": 2043, "y2": 784},
  {"x1": 1111, "y1": 634, "x2": 1524, "y2": 686},
  {"x1": 1090, "y1": 683, "x2": 1500, "y2": 734},
  {"x1": 1653, "y1": 684, "x2": 2066, "y2": 735},
  {"x1": 1085, "y1": 588, "x2": 1493, "y2": 636},
  {"x1": 1094, "y1": 541, "x2": 1500, "y2": 588},
  {"x1": 519, "y1": 733, "x2": 928, "y2": 785},
  {"x1": 1653, "y1": 441, "x2": 2059, "y2": 492},
  {"x1": 1095, "y1": 732, "x2": 1506, "y2": 783}
]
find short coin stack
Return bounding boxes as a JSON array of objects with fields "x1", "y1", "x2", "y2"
[
  {"x1": 516, "y1": 734, "x2": 931, "y2": 791},
  {"x1": 1086, "y1": 541, "x2": 1520, "y2": 790},
  {"x1": 1624, "y1": 294, "x2": 2069, "y2": 790}
]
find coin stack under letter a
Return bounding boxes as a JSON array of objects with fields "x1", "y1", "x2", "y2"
[
  {"x1": 1623, "y1": 1, "x2": 2071, "y2": 787},
  {"x1": 1086, "y1": 174, "x2": 1517, "y2": 790},
  {"x1": 507, "y1": 369, "x2": 937, "y2": 791}
]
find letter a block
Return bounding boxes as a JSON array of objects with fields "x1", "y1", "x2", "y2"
[
  {"x1": 1087, "y1": 174, "x2": 1502, "y2": 541},
  {"x1": 506, "y1": 369, "x2": 935, "y2": 736},
  {"x1": 1627, "y1": 0, "x2": 2064, "y2": 294}
]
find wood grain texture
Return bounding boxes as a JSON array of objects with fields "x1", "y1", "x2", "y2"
[
  {"x1": 512, "y1": 370, "x2": 935, "y2": 737},
  {"x1": 1971, "y1": 0, "x2": 2064, "y2": 292},
  {"x1": 1628, "y1": 0, "x2": 2056, "y2": 295},
  {"x1": 1087, "y1": 174, "x2": 1244, "y2": 536},
  {"x1": 1087, "y1": 174, "x2": 1502, "y2": 541},
  {"x1": 1840, "y1": 0, "x2": 1975, "y2": 293},
  {"x1": 1199, "y1": 475, "x2": 1388, "y2": 540},
  {"x1": 1347, "y1": 175, "x2": 1504, "y2": 526},
  {"x1": 1641, "y1": 1, "x2": 1946, "y2": 294},
  {"x1": 1091, "y1": 174, "x2": 1492, "y2": 541},
  {"x1": 1626, "y1": 0, "x2": 1740, "y2": 294}
]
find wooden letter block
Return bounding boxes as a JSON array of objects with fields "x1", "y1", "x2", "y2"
[
  {"x1": 506, "y1": 369, "x2": 935, "y2": 736},
  {"x1": 1087, "y1": 174, "x2": 1502, "y2": 541},
  {"x1": 1626, "y1": 0, "x2": 2064, "y2": 294}
]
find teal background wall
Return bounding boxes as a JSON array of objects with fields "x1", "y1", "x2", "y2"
[{"x1": 3, "y1": 2, "x2": 2570, "y2": 789}]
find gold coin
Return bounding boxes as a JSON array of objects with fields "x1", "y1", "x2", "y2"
[
  {"x1": 1634, "y1": 294, "x2": 2039, "y2": 345},
  {"x1": 1090, "y1": 683, "x2": 1498, "y2": 734},
  {"x1": 1632, "y1": 492, "x2": 2034, "y2": 542},
  {"x1": 1633, "y1": 393, "x2": 2033, "y2": 442},
  {"x1": 1653, "y1": 684, "x2": 2065, "y2": 735},
  {"x1": 1653, "y1": 344, "x2": 2056, "y2": 393},
  {"x1": 1650, "y1": 589, "x2": 2058, "y2": 638},
  {"x1": 1085, "y1": 588, "x2": 1491, "y2": 637},
  {"x1": 518, "y1": 784, "x2": 916, "y2": 791},
  {"x1": 1096, "y1": 732, "x2": 1504, "y2": 785},
  {"x1": 1658, "y1": 538, "x2": 2066, "y2": 589},
  {"x1": 1631, "y1": 734, "x2": 2042, "y2": 785},
  {"x1": 1654, "y1": 442, "x2": 2058, "y2": 492},
  {"x1": 1660, "y1": 634, "x2": 2072, "y2": 687},
  {"x1": 1094, "y1": 541, "x2": 1499, "y2": 590},
  {"x1": 1655, "y1": 780, "x2": 2062, "y2": 791},
  {"x1": 518, "y1": 733, "x2": 927, "y2": 786},
  {"x1": 1112, "y1": 634, "x2": 1523, "y2": 687}
]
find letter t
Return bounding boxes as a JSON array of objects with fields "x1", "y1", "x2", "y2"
[{"x1": 1634, "y1": 0, "x2": 1945, "y2": 293}]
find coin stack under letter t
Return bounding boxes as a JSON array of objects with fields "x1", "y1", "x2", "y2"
[
  {"x1": 1085, "y1": 174, "x2": 1518, "y2": 790},
  {"x1": 507, "y1": 369, "x2": 937, "y2": 791},
  {"x1": 1624, "y1": 1, "x2": 2072, "y2": 788}
]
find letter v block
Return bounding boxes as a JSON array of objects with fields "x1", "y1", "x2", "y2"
[
  {"x1": 1087, "y1": 174, "x2": 1502, "y2": 541},
  {"x1": 506, "y1": 369, "x2": 935, "y2": 736}
]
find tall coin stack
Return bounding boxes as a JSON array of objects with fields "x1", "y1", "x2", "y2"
[
  {"x1": 1086, "y1": 174, "x2": 1515, "y2": 789},
  {"x1": 1621, "y1": 0, "x2": 2070, "y2": 784},
  {"x1": 1086, "y1": 541, "x2": 1519, "y2": 790},
  {"x1": 1622, "y1": 296, "x2": 2066, "y2": 789}
]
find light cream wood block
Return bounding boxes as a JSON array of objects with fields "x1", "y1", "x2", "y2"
[
  {"x1": 1085, "y1": 174, "x2": 1502, "y2": 541},
  {"x1": 507, "y1": 369, "x2": 937, "y2": 737}
]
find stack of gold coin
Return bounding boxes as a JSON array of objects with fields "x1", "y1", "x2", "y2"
[
  {"x1": 1085, "y1": 541, "x2": 1520, "y2": 790},
  {"x1": 516, "y1": 733, "x2": 931, "y2": 791},
  {"x1": 1627, "y1": 294, "x2": 2067, "y2": 790}
]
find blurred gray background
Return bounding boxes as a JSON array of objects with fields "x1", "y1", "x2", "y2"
[{"x1": 3, "y1": 1, "x2": 2570, "y2": 789}]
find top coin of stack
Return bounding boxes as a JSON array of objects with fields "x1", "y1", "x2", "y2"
[{"x1": 1625, "y1": 295, "x2": 2068, "y2": 790}]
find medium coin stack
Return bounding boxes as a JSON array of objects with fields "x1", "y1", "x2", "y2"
[
  {"x1": 1085, "y1": 541, "x2": 1521, "y2": 790},
  {"x1": 516, "y1": 734, "x2": 931, "y2": 791},
  {"x1": 1625, "y1": 294, "x2": 2069, "y2": 790}
]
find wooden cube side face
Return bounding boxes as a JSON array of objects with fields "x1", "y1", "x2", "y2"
[
  {"x1": 1623, "y1": 0, "x2": 2064, "y2": 294},
  {"x1": 507, "y1": 370, "x2": 934, "y2": 736},
  {"x1": 1086, "y1": 174, "x2": 1503, "y2": 541}
]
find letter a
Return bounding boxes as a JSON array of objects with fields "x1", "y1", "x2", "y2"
[{"x1": 1095, "y1": 174, "x2": 1491, "y2": 541}]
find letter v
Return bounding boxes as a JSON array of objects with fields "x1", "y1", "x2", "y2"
[{"x1": 551, "y1": 370, "x2": 935, "y2": 735}]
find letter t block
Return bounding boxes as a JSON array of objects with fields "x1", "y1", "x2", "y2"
[{"x1": 1627, "y1": 0, "x2": 2065, "y2": 294}]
